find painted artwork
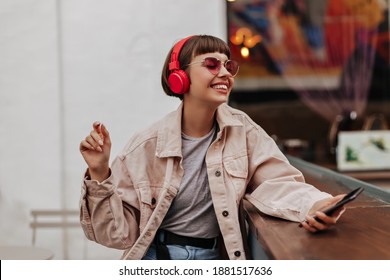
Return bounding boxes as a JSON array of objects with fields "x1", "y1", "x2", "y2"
[
  {"x1": 337, "y1": 130, "x2": 390, "y2": 171},
  {"x1": 228, "y1": 0, "x2": 389, "y2": 85},
  {"x1": 227, "y1": 0, "x2": 389, "y2": 92}
]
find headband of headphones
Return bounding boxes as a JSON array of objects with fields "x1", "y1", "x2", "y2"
[{"x1": 169, "y1": 36, "x2": 193, "y2": 71}]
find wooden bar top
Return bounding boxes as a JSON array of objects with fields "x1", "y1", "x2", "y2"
[{"x1": 245, "y1": 156, "x2": 390, "y2": 260}]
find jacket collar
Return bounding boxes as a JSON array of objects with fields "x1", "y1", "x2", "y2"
[
  {"x1": 156, "y1": 102, "x2": 243, "y2": 158},
  {"x1": 216, "y1": 103, "x2": 243, "y2": 130}
]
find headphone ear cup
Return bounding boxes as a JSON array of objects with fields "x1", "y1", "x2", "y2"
[{"x1": 168, "y1": 70, "x2": 190, "y2": 94}]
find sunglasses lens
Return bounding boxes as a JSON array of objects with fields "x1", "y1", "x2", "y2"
[
  {"x1": 201, "y1": 57, "x2": 239, "y2": 76},
  {"x1": 225, "y1": 60, "x2": 239, "y2": 76},
  {"x1": 203, "y1": 57, "x2": 221, "y2": 74}
]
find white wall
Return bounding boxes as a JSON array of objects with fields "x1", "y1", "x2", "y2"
[{"x1": 0, "y1": 0, "x2": 227, "y2": 259}]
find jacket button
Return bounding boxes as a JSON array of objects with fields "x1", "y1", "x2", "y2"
[
  {"x1": 222, "y1": 211, "x2": 229, "y2": 217},
  {"x1": 234, "y1": 251, "x2": 241, "y2": 257},
  {"x1": 151, "y1": 198, "x2": 156, "y2": 205},
  {"x1": 215, "y1": 170, "x2": 221, "y2": 177}
]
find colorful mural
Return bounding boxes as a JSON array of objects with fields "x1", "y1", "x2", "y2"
[
  {"x1": 227, "y1": 0, "x2": 389, "y2": 121},
  {"x1": 227, "y1": 0, "x2": 389, "y2": 88}
]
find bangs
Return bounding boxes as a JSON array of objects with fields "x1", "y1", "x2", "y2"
[{"x1": 191, "y1": 35, "x2": 231, "y2": 58}]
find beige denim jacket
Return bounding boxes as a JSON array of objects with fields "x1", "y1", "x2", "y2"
[{"x1": 80, "y1": 103, "x2": 331, "y2": 260}]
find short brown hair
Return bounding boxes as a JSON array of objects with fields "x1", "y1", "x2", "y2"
[{"x1": 161, "y1": 35, "x2": 231, "y2": 99}]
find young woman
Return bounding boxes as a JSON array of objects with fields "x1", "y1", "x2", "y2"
[{"x1": 79, "y1": 35, "x2": 345, "y2": 260}]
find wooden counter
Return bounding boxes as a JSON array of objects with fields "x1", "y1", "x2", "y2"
[{"x1": 245, "y1": 156, "x2": 390, "y2": 260}]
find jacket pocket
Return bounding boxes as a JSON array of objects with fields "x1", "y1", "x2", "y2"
[{"x1": 223, "y1": 154, "x2": 248, "y2": 200}]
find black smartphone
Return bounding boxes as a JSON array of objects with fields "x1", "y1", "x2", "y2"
[
  {"x1": 320, "y1": 187, "x2": 364, "y2": 217},
  {"x1": 300, "y1": 187, "x2": 364, "y2": 226}
]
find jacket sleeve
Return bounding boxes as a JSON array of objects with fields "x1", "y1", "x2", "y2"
[
  {"x1": 244, "y1": 124, "x2": 332, "y2": 222},
  {"x1": 79, "y1": 156, "x2": 140, "y2": 249}
]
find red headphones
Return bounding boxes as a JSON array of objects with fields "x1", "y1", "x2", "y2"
[{"x1": 168, "y1": 36, "x2": 193, "y2": 94}]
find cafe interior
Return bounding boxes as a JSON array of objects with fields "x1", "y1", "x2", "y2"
[
  {"x1": 227, "y1": 0, "x2": 390, "y2": 188},
  {"x1": 226, "y1": 0, "x2": 390, "y2": 260}
]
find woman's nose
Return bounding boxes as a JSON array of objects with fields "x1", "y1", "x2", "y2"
[{"x1": 218, "y1": 64, "x2": 233, "y2": 77}]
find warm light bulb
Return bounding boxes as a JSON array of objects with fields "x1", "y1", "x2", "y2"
[{"x1": 241, "y1": 47, "x2": 250, "y2": 58}]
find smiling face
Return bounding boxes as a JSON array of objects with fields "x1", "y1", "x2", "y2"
[
  {"x1": 161, "y1": 35, "x2": 235, "y2": 101},
  {"x1": 184, "y1": 52, "x2": 235, "y2": 109}
]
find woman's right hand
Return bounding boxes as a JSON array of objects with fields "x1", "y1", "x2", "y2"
[{"x1": 79, "y1": 121, "x2": 111, "y2": 182}]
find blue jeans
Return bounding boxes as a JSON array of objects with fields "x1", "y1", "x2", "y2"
[{"x1": 142, "y1": 243, "x2": 221, "y2": 260}]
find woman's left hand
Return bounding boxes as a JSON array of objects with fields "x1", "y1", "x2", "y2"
[{"x1": 301, "y1": 195, "x2": 346, "y2": 233}]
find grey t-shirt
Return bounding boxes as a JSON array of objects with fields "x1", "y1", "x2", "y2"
[{"x1": 160, "y1": 125, "x2": 220, "y2": 238}]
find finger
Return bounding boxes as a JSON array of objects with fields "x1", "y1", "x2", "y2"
[
  {"x1": 306, "y1": 214, "x2": 328, "y2": 231},
  {"x1": 333, "y1": 194, "x2": 346, "y2": 204},
  {"x1": 93, "y1": 121, "x2": 104, "y2": 138},
  {"x1": 85, "y1": 135, "x2": 103, "y2": 152},
  {"x1": 315, "y1": 211, "x2": 337, "y2": 226},
  {"x1": 100, "y1": 123, "x2": 111, "y2": 146},
  {"x1": 93, "y1": 121, "x2": 102, "y2": 132},
  {"x1": 100, "y1": 123, "x2": 110, "y2": 139},
  {"x1": 90, "y1": 130, "x2": 104, "y2": 146},
  {"x1": 93, "y1": 122, "x2": 111, "y2": 146},
  {"x1": 80, "y1": 140, "x2": 96, "y2": 152},
  {"x1": 317, "y1": 195, "x2": 345, "y2": 212},
  {"x1": 301, "y1": 220, "x2": 318, "y2": 233}
]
